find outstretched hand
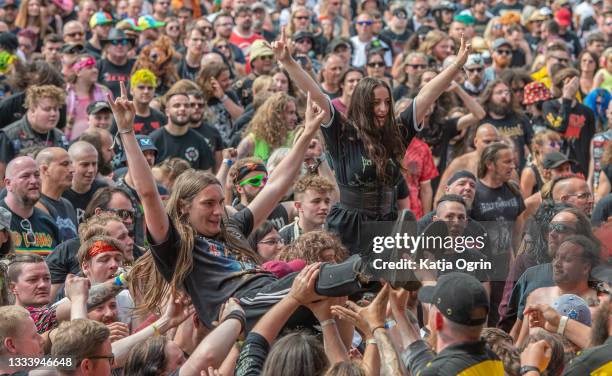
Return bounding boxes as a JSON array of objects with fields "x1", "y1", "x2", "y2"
[
  {"x1": 270, "y1": 27, "x2": 294, "y2": 64},
  {"x1": 107, "y1": 81, "x2": 136, "y2": 132},
  {"x1": 289, "y1": 262, "x2": 324, "y2": 305},
  {"x1": 162, "y1": 292, "x2": 195, "y2": 329},
  {"x1": 454, "y1": 34, "x2": 472, "y2": 69}
]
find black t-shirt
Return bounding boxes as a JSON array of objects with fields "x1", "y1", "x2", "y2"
[
  {"x1": 421, "y1": 117, "x2": 460, "y2": 177},
  {"x1": 480, "y1": 113, "x2": 533, "y2": 172},
  {"x1": 0, "y1": 92, "x2": 67, "y2": 130},
  {"x1": 490, "y1": 2, "x2": 523, "y2": 15},
  {"x1": 134, "y1": 108, "x2": 167, "y2": 136},
  {"x1": 235, "y1": 202, "x2": 289, "y2": 230},
  {"x1": 204, "y1": 91, "x2": 240, "y2": 145},
  {"x1": 149, "y1": 209, "x2": 276, "y2": 328},
  {"x1": 563, "y1": 337, "x2": 612, "y2": 376},
  {"x1": 235, "y1": 331, "x2": 270, "y2": 376},
  {"x1": 542, "y1": 99, "x2": 596, "y2": 177},
  {"x1": 592, "y1": 193, "x2": 612, "y2": 227},
  {"x1": 62, "y1": 179, "x2": 109, "y2": 223},
  {"x1": 39, "y1": 194, "x2": 78, "y2": 242},
  {"x1": 192, "y1": 122, "x2": 226, "y2": 153},
  {"x1": 321, "y1": 98, "x2": 418, "y2": 189},
  {"x1": 149, "y1": 127, "x2": 215, "y2": 170},
  {"x1": 0, "y1": 200, "x2": 60, "y2": 257},
  {"x1": 97, "y1": 58, "x2": 136, "y2": 98},
  {"x1": 471, "y1": 181, "x2": 524, "y2": 276},
  {"x1": 177, "y1": 58, "x2": 200, "y2": 81},
  {"x1": 510, "y1": 47, "x2": 526, "y2": 68},
  {"x1": 46, "y1": 237, "x2": 81, "y2": 284}
]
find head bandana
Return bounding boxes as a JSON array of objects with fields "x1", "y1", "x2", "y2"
[
  {"x1": 88, "y1": 240, "x2": 120, "y2": 259},
  {"x1": 235, "y1": 163, "x2": 268, "y2": 184},
  {"x1": 72, "y1": 57, "x2": 96, "y2": 72}
]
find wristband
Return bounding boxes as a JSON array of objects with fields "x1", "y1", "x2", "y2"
[
  {"x1": 519, "y1": 366, "x2": 541, "y2": 375},
  {"x1": 114, "y1": 275, "x2": 124, "y2": 287},
  {"x1": 320, "y1": 319, "x2": 335, "y2": 328},
  {"x1": 225, "y1": 310, "x2": 246, "y2": 333},
  {"x1": 118, "y1": 128, "x2": 134, "y2": 134},
  {"x1": 223, "y1": 159, "x2": 233, "y2": 166},
  {"x1": 557, "y1": 315, "x2": 568, "y2": 336},
  {"x1": 220, "y1": 94, "x2": 229, "y2": 102},
  {"x1": 385, "y1": 319, "x2": 397, "y2": 329},
  {"x1": 371, "y1": 325, "x2": 385, "y2": 334},
  {"x1": 151, "y1": 323, "x2": 161, "y2": 336},
  {"x1": 365, "y1": 339, "x2": 377, "y2": 345}
]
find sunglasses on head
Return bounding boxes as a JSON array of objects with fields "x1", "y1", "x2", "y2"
[
  {"x1": 239, "y1": 173, "x2": 268, "y2": 187},
  {"x1": 20, "y1": 219, "x2": 36, "y2": 245},
  {"x1": 548, "y1": 222, "x2": 575, "y2": 234},
  {"x1": 357, "y1": 20, "x2": 373, "y2": 26}
]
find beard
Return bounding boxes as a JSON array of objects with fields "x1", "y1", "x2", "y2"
[
  {"x1": 488, "y1": 100, "x2": 512, "y2": 117},
  {"x1": 190, "y1": 114, "x2": 203, "y2": 125},
  {"x1": 170, "y1": 114, "x2": 190, "y2": 127},
  {"x1": 494, "y1": 56, "x2": 511, "y2": 69},
  {"x1": 244, "y1": 189, "x2": 258, "y2": 203},
  {"x1": 98, "y1": 158, "x2": 113, "y2": 176}
]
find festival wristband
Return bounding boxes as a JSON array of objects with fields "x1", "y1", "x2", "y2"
[
  {"x1": 224, "y1": 310, "x2": 246, "y2": 333},
  {"x1": 223, "y1": 159, "x2": 233, "y2": 167},
  {"x1": 557, "y1": 316, "x2": 568, "y2": 336},
  {"x1": 320, "y1": 319, "x2": 335, "y2": 328}
]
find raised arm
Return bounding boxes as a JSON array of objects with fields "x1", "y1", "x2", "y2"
[
  {"x1": 109, "y1": 82, "x2": 169, "y2": 244},
  {"x1": 414, "y1": 35, "x2": 471, "y2": 125},
  {"x1": 248, "y1": 94, "x2": 326, "y2": 229},
  {"x1": 452, "y1": 82, "x2": 487, "y2": 131},
  {"x1": 271, "y1": 28, "x2": 331, "y2": 124}
]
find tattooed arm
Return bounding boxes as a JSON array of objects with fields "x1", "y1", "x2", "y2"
[
  {"x1": 55, "y1": 277, "x2": 125, "y2": 321},
  {"x1": 373, "y1": 328, "x2": 405, "y2": 376}
]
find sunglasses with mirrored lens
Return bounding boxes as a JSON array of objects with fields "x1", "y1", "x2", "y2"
[
  {"x1": 239, "y1": 173, "x2": 268, "y2": 187},
  {"x1": 110, "y1": 39, "x2": 131, "y2": 46}
]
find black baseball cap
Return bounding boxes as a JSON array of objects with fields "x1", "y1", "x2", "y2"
[
  {"x1": 418, "y1": 272, "x2": 489, "y2": 326},
  {"x1": 87, "y1": 101, "x2": 112, "y2": 115},
  {"x1": 61, "y1": 43, "x2": 84, "y2": 54},
  {"x1": 120, "y1": 135, "x2": 158, "y2": 162},
  {"x1": 542, "y1": 151, "x2": 576, "y2": 169}
]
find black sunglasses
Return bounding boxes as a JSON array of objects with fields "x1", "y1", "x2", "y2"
[
  {"x1": 368, "y1": 61, "x2": 385, "y2": 68},
  {"x1": 106, "y1": 208, "x2": 135, "y2": 221},
  {"x1": 548, "y1": 222, "x2": 576, "y2": 234}
]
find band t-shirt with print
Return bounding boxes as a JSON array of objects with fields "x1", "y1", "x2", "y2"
[
  {"x1": 149, "y1": 127, "x2": 215, "y2": 171},
  {"x1": 0, "y1": 200, "x2": 60, "y2": 256}
]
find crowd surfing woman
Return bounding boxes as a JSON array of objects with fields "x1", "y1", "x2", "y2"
[
  {"x1": 274, "y1": 29, "x2": 471, "y2": 254},
  {"x1": 113, "y1": 81, "x2": 360, "y2": 333}
]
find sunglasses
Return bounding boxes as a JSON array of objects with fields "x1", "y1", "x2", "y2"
[
  {"x1": 466, "y1": 67, "x2": 483, "y2": 73},
  {"x1": 548, "y1": 222, "x2": 576, "y2": 234},
  {"x1": 66, "y1": 31, "x2": 85, "y2": 38},
  {"x1": 548, "y1": 141, "x2": 562, "y2": 148},
  {"x1": 110, "y1": 39, "x2": 131, "y2": 46},
  {"x1": 408, "y1": 63, "x2": 427, "y2": 69},
  {"x1": 566, "y1": 192, "x2": 592, "y2": 200},
  {"x1": 496, "y1": 49, "x2": 512, "y2": 56},
  {"x1": 106, "y1": 208, "x2": 135, "y2": 221},
  {"x1": 551, "y1": 56, "x2": 570, "y2": 64},
  {"x1": 295, "y1": 16, "x2": 310, "y2": 20},
  {"x1": 239, "y1": 173, "x2": 268, "y2": 187},
  {"x1": 357, "y1": 20, "x2": 373, "y2": 26},
  {"x1": 368, "y1": 61, "x2": 385, "y2": 68},
  {"x1": 20, "y1": 219, "x2": 36, "y2": 245}
]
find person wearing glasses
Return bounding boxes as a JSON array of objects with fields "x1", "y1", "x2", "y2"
[
  {"x1": 248, "y1": 220, "x2": 285, "y2": 261},
  {"x1": 229, "y1": 5, "x2": 264, "y2": 55},
  {"x1": 462, "y1": 53, "x2": 486, "y2": 96},
  {"x1": 84, "y1": 11, "x2": 113, "y2": 59},
  {"x1": 551, "y1": 175, "x2": 595, "y2": 217},
  {"x1": 483, "y1": 38, "x2": 512, "y2": 82},
  {"x1": 531, "y1": 41, "x2": 571, "y2": 91},
  {"x1": 233, "y1": 39, "x2": 275, "y2": 107},
  {"x1": 63, "y1": 20, "x2": 86, "y2": 46},
  {"x1": 350, "y1": 12, "x2": 391, "y2": 68},
  {"x1": 96, "y1": 28, "x2": 136, "y2": 99},
  {"x1": 380, "y1": 5, "x2": 411, "y2": 57},
  {"x1": 1, "y1": 156, "x2": 60, "y2": 256},
  {"x1": 392, "y1": 52, "x2": 427, "y2": 100}
]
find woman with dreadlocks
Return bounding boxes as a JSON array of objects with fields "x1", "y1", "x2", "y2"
[{"x1": 272, "y1": 28, "x2": 472, "y2": 254}]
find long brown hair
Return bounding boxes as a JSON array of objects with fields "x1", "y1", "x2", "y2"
[
  {"x1": 129, "y1": 170, "x2": 262, "y2": 314},
  {"x1": 345, "y1": 77, "x2": 406, "y2": 183},
  {"x1": 246, "y1": 92, "x2": 296, "y2": 150}
]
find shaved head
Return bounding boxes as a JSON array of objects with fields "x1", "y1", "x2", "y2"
[
  {"x1": 35, "y1": 147, "x2": 68, "y2": 167},
  {"x1": 5, "y1": 156, "x2": 37, "y2": 180},
  {"x1": 68, "y1": 141, "x2": 98, "y2": 161},
  {"x1": 4, "y1": 156, "x2": 41, "y2": 209},
  {"x1": 474, "y1": 124, "x2": 500, "y2": 152}
]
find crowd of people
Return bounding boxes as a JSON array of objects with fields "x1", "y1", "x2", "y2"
[{"x1": 0, "y1": 0, "x2": 610, "y2": 374}]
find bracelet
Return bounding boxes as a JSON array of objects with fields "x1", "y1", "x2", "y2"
[
  {"x1": 365, "y1": 339, "x2": 377, "y2": 345},
  {"x1": 118, "y1": 128, "x2": 134, "y2": 134},
  {"x1": 320, "y1": 319, "x2": 336, "y2": 328},
  {"x1": 557, "y1": 315, "x2": 569, "y2": 336},
  {"x1": 151, "y1": 323, "x2": 161, "y2": 336},
  {"x1": 224, "y1": 310, "x2": 247, "y2": 333},
  {"x1": 220, "y1": 94, "x2": 229, "y2": 102},
  {"x1": 223, "y1": 159, "x2": 233, "y2": 166},
  {"x1": 371, "y1": 325, "x2": 385, "y2": 334},
  {"x1": 385, "y1": 319, "x2": 397, "y2": 329},
  {"x1": 519, "y1": 366, "x2": 541, "y2": 375}
]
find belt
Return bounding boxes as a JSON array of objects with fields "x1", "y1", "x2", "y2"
[{"x1": 339, "y1": 185, "x2": 396, "y2": 217}]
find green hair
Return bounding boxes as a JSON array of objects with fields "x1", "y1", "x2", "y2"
[{"x1": 131, "y1": 69, "x2": 158, "y2": 88}]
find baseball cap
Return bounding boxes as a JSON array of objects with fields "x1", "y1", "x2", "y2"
[
  {"x1": 552, "y1": 294, "x2": 592, "y2": 326},
  {"x1": 121, "y1": 135, "x2": 158, "y2": 162},
  {"x1": 418, "y1": 272, "x2": 489, "y2": 326},
  {"x1": 136, "y1": 15, "x2": 166, "y2": 31},
  {"x1": 527, "y1": 10, "x2": 547, "y2": 23},
  {"x1": 327, "y1": 37, "x2": 352, "y2": 53},
  {"x1": 251, "y1": 2, "x2": 267, "y2": 12},
  {"x1": 492, "y1": 38, "x2": 512, "y2": 50},
  {"x1": 542, "y1": 151, "x2": 576, "y2": 169},
  {"x1": 555, "y1": 8, "x2": 571, "y2": 27},
  {"x1": 0, "y1": 207, "x2": 11, "y2": 230},
  {"x1": 465, "y1": 54, "x2": 484, "y2": 68},
  {"x1": 87, "y1": 101, "x2": 112, "y2": 115},
  {"x1": 0, "y1": 0, "x2": 19, "y2": 8},
  {"x1": 454, "y1": 13, "x2": 475, "y2": 25},
  {"x1": 90, "y1": 11, "x2": 114, "y2": 28},
  {"x1": 292, "y1": 30, "x2": 315, "y2": 42}
]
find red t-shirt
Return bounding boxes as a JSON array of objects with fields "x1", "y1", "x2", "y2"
[
  {"x1": 229, "y1": 31, "x2": 264, "y2": 54},
  {"x1": 402, "y1": 137, "x2": 438, "y2": 219}
]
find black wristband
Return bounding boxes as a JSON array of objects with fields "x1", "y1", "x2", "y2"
[
  {"x1": 224, "y1": 310, "x2": 246, "y2": 333},
  {"x1": 519, "y1": 366, "x2": 541, "y2": 375}
]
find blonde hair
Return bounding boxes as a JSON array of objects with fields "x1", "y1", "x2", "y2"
[
  {"x1": 419, "y1": 30, "x2": 450, "y2": 58},
  {"x1": 531, "y1": 130, "x2": 561, "y2": 162},
  {"x1": 286, "y1": 6, "x2": 313, "y2": 37},
  {"x1": 15, "y1": 0, "x2": 49, "y2": 37},
  {"x1": 0, "y1": 306, "x2": 31, "y2": 355},
  {"x1": 24, "y1": 85, "x2": 66, "y2": 109},
  {"x1": 246, "y1": 92, "x2": 296, "y2": 150},
  {"x1": 51, "y1": 319, "x2": 110, "y2": 371}
]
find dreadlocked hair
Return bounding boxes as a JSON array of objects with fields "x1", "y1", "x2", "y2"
[{"x1": 131, "y1": 169, "x2": 263, "y2": 314}]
